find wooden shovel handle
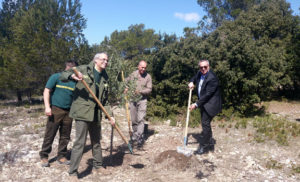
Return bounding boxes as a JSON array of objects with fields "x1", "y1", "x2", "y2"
[
  {"x1": 184, "y1": 89, "x2": 192, "y2": 139},
  {"x1": 72, "y1": 67, "x2": 129, "y2": 145}
]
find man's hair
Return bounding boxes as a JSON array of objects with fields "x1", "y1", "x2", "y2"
[
  {"x1": 65, "y1": 59, "x2": 78, "y2": 67},
  {"x1": 199, "y1": 59, "x2": 210, "y2": 65},
  {"x1": 93, "y1": 52, "x2": 108, "y2": 62}
]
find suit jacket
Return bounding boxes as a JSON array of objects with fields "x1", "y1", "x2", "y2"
[{"x1": 190, "y1": 70, "x2": 222, "y2": 117}]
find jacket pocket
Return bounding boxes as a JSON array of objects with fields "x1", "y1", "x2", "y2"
[{"x1": 70, "y1": 102, "x2": 94, "y2": 122}]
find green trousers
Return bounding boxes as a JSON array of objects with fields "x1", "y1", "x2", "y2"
[{"x1": 69, "y1": 119, "x2": 103, "y2": 175}]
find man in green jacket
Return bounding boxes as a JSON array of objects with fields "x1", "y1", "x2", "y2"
[{"x1": 60, "y1": 52, "x2": 115, "y2": 180}]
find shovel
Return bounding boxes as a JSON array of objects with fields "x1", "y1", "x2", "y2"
[
  {"x1": 176, "y1": 88, "x2": 193, "y2": 157},
  {"x1": 73, "y1": 68, "x2": 133, "y2": 154},
  {"x1": 121, "y1": 71, "x2": 133, "y2": 137}
]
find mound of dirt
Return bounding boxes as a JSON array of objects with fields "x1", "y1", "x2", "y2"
[
  {"x1": 154, "y1": 150, "x2": 216, "y2": 178},
  {"x1": 155, "y1": 150, "x2": 194, "y2": 170}
]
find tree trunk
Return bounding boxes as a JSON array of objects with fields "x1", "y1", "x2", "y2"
[
  {"x1": 17, "y1": 90, "x2": 22, "y2": 104},
  {"x1": 27, "y1": 89, "x2": 32, "y2": 104}
]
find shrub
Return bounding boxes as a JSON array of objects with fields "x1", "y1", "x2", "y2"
[{"x1": 252, "y1": 115, "x2": 300, "y2": 145}]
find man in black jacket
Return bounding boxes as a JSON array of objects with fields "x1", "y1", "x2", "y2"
[{"x1": 188, "y1": 60, "x2": 222, "y2": 155}]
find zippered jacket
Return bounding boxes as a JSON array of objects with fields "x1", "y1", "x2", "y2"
[{"x1": 60, "y1": 61, "x2": 111, "y2": 122}]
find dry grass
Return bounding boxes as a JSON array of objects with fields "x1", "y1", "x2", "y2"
[
  {"x1": 214, "y1": 114, "x2": 300, "y2": 146},
  {"x1": 266, "y1": 158, "x2": 283, "y2": 169},
  {"x1": 252, "y1": 115, "x2": 300, "y2": 146}
]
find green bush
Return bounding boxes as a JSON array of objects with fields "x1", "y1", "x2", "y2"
[
  {"x1": 217, "y1": 107, "x2": 235, "y2": 121},
  {"x1": 146, "y1": 96, "x2": 181, "y2": 120}
]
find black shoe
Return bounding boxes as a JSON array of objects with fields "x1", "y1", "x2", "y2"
[
  {"x1": 137, "y1": 136, "x2": 144, "y2": 147},
  {"x1": 137, "y1": 139, "x2": 145, "y2": 150},
  {"x1": 137, "y1": 141, "x2": 144, "y2": 149},
  {"x1": 194, "y1": 144, "x2": 214, "y2": 155},
  {"x1": 194, "y1": 146, "x2": 209, "y2": 155},
  {"x1": 208, "y1": 144, "x2": 215, "y2": 152},
  {"x1": 210, "y1": 138, "x2": 216, "y2": 145}
]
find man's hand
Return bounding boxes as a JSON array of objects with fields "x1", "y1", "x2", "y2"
[
  {"x1": 43, "y1": 88, "x2": 52, "y2": 116},
  {"x1": 189, "y1": 103, "x2": 197, "y2": 111},
  {"x1": 110, "y1": 117, "x2": 115, "y2": 126},
  {"x1": 71, "y1": 71, "x2": 83, "y2": 81},
  {"x1": 45, "y1": 107, "x2": 52, "y2": 116},
  {"x1": 188, "y1": 82, "x2": 194, "y2": 90}
]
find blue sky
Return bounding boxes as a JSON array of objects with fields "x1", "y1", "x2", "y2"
[
  {"x1": 0, "y1": 0, "x2": 299, "y2": 45},
  {"x1": 81, "y1": 0, "x2": 300, "y2": 45},
  {"x1": 81, "y1": 0, "x2": 204, "y2": 45}
]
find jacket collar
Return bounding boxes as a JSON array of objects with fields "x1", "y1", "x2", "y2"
[
  {"x1": 87, "y1": 60, "x2": 109, "y2": 81},
  {"x1": 86, "y1": 61, "x2": 95, "y2": 81},
  {"x1": 197, "y1": 70, "x2": 209, "y2": 79}
]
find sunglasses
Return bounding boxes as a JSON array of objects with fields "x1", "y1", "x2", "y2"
[{"x1": 200, "y1": 66, "x2": 208, "y2": 69}]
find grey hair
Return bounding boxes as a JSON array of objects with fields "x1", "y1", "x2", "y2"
[
  {"x1": 93, "y1": 52, "x2": 108, "y2": 62},
  {"x1": 198, "y1": 59, "x2": 209, "y2": 65}
]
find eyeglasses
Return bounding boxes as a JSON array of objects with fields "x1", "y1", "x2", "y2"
[
  {"x1": 99, "y1": 58, "x2": 108, "y2": 62},
  {"x1": 200, "y1": 66, "x2": 208, "y2": 69}
]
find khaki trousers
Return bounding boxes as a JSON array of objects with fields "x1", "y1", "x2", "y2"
[{"x1": 130, "y1": 99, "x2": 147, "y2": 142}]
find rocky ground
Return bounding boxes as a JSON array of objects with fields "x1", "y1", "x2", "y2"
[{"x1": 0, "y1": 101, "x2": 299, "y2": 182}]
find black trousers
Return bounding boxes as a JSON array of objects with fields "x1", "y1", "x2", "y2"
[
  {"x1": 200, "y1": 107, "x2": 213, "y2": 146},
  {"x1": 39, "y1": 106, "x2": 73, "y2": 160}
]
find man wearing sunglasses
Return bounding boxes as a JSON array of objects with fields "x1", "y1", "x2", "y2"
[{"x1": 188, "y1": 59, "x2": 222, "y2": 155}]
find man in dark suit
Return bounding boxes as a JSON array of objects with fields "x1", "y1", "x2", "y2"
[{"x1": 188, "y1": 59, "x2": 222, "y2": 155}]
